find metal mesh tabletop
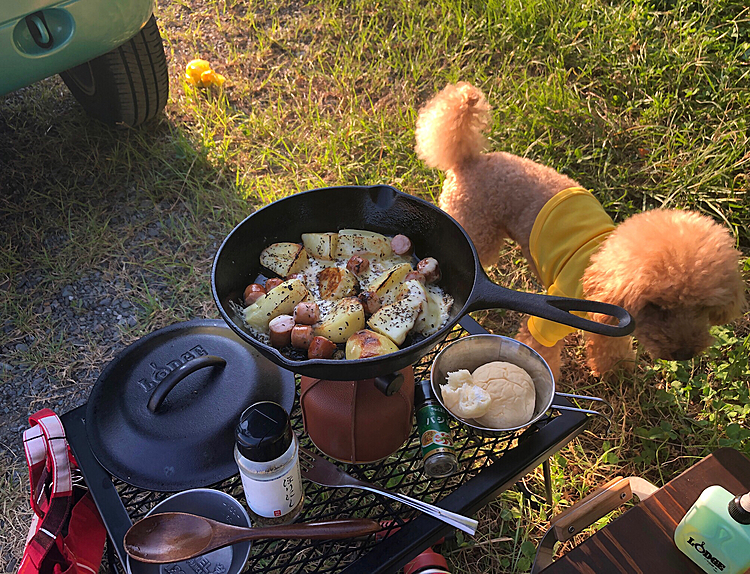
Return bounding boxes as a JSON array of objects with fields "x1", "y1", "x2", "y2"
[{"x1": 62, "y1": 316, "x2": 589, "y2": 574}]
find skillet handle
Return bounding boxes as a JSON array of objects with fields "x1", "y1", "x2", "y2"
[
  {"x1": 465, "y1": 273, "x2": 634, "y2": 337},
  {"x1": 147, "y1": 355, "x2": 227, "y2": 412}
]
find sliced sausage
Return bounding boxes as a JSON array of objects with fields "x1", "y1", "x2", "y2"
[
  {"x1": 308, "y1": 336, "x2": 337, "y2": 359},
  {"x1": 294, "y1": 302, "x2": 320, "y2": 325},
  {"x1": 346, "y1": 255, "x2": 370, "y2": 276},
  {"x1": 404, "y1": 271, "x2": 426, "y2": 284},
  {"x1": 291, "y1": 325, "x2": 315, "y2": 349},
  {"x1": 243, "y1": 283, "x2": 266, "y2": 306},
  {"x1": 268, "y1": 315, "x2": 295, "y2": 348},
  {"x1": 358, "y1": 291, "x2": 382, "y2": 315},
  {"x1": 265, "y1": 277, "x2": 284, "y2": 291},
  {"x1": 417, "y1": 257, "x2": 441, "y2": 283},
  {"x1": 391, "y1": 234, "x2": 413, "y2": 256}
]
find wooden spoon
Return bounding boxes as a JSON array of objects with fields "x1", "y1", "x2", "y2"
[{"x1": 124, "y1": 512, "x2": 382, "y2": 563}]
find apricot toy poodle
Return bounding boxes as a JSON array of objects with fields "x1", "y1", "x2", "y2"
[{"x1": 415, "y1": 81, "x2": 745, "y2": 378}]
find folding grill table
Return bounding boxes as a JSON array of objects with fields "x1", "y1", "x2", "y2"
[{"x1": 61, "y1": 316, "x2": 591, "y2": 574}]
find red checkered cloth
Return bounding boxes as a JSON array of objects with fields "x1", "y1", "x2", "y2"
[{"x1": 19, "y1": 409, "x2": 106, "y2": 574}]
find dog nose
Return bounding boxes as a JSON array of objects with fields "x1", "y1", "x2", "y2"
[{"x1": 671, "y1": 348, "x2": 696, "y2": 361}]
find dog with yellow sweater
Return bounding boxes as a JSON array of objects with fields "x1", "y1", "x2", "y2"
[{"x1": 415, "y1": 82, "x2": 745, "y2": 379}]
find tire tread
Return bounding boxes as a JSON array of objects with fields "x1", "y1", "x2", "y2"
[{"x1": 59, "y1": 15, "x2": 168, "y2": 127}]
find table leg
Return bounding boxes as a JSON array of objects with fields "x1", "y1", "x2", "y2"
[
  {"x1": 61, "y1": 406, "x2": 133, "y2": 569},
  {"x1": 543, "y1": 458, "x2": 553, "y2": 507}
]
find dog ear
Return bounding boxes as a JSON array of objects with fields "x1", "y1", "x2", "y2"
[
  {"x1": 707, "y1": 282, "x2": 747, "y2": 325},
  {"x1": 581, "y1": 225, "x2": 657, "y2": 318},
  {"x1": 702, "y1": 255, "x2": 746, "y2": 325},
  {"x1": 581, "y1": 259, "x2": 631, "y2": 312},
  {"x1": 709, "y1": 307, "x2": 734, "y2": 325}
]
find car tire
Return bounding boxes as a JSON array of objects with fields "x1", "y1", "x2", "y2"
[{"x1": 59, "y1": 15, "x2": 169, "y2": 128}]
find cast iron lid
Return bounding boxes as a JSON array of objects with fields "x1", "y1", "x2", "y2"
[{"x1": 85, "y1": 319, "x2": 296, "y2": 492}]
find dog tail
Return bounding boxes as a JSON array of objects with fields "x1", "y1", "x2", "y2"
[{"x1": 415, "y1": 82, "x2": 491, "y2": 171}]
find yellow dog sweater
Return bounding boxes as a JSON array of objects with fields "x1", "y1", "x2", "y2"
[{"x1": 527, "y1": 187, "x2": 615, "y2": 347}]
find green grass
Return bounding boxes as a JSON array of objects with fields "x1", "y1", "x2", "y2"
[{"x1": 1, "y1": 0, "x2": 749, "y2": 572}]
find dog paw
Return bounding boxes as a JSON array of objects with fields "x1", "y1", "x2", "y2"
[
  {"x1": 587, "y1": 356, "x2": 636, "y2": 380},
  {"x1": 585, "y1": 334, "x2": 636, "y2": 378}
]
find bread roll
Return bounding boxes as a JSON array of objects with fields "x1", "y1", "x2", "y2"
[
  {"x1": 441, "y1": 369, "x2": 492, "y2": 419},
  {"x1": 471, "y1": 361, "x2": 536, "y2": 428}
]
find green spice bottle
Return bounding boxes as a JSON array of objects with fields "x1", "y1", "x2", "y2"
[
  {"x1": 673, "y1": 485, "x2": 750, "y2": 574},
  {"x1": 414, "y1": 380, "x2": 458, "y2": 478}
]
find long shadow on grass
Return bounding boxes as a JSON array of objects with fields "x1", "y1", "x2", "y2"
[{"x1": 0, "y1": 77, "x2": 249, "y2": 462}]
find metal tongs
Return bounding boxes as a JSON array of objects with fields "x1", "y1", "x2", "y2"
[{"x1": 299, "y1": 447, "x2": 478, "y2": 535}]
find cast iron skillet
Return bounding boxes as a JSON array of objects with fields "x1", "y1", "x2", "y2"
[{"x1": 212, "y1": 185, "x2": 633, "y2": 381}]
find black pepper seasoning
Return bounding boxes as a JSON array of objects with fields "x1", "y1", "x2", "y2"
[{"x1": 414, "y1": 380, "x2": 459, "y2": 478}]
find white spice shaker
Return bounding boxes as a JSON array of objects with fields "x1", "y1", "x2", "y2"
[{"x1": 234, "y1": 401, "x2": 304, "y2": 525}]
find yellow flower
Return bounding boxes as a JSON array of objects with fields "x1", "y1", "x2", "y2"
[
  {"x1": 185, "y1": 59, "x2": 226, "y2": 88},
  {"x1": 185, "y1": 59, "x2": 211, "y2": 86},
  {"x1": 200, "y1": 69, "x2": 217, "y2": 86}
]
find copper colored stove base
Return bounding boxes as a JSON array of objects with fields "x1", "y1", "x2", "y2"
[{"x1": 300, "y1": 367, "x2": 414, "y2": 464}]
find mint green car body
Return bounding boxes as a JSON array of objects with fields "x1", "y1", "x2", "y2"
[{"x1": 1, "y1": 0, "x2": 154, "y2": 96}]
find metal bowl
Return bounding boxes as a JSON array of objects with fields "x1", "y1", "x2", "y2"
[
  {"x1": 126, "y1": 488, "x2": 251, "y2": 574},
  {"x1": 430, "y1": 334, "x2": 612, "y2": 435},
  {"x1": 430, "y1": 334, "x2": 554, "y2": 434}
]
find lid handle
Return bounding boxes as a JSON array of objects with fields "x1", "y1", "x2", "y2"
[{"x1": 147, "y1": 355, "x2": 227, "y2": 413}]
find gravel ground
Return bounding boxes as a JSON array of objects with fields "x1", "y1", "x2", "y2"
[
  {"x1": 1, "y1": 191, "x2": 216, "y2": 461},
  {"x1": 3, "y1": 272, "x2": 143, "y2": 453}
]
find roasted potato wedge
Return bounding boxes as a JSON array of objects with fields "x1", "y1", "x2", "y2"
[
  {"x1": 345, "y1": 329, "x2": 400, "y2": 359},
  {"x1": 366, "y1": 263, "x2": 413, "y2": 305},
  {"x1": 243, "y1": 278, "x2": 309, "y2": 332},
  {"x1": 313, "y1": 297, "x2": 365, "y2": 343},
  {"x1": 260, "y1": 242, "x2": 309, "y2": 277},
  {"x1": 367, "y1": 299, "x2": 421, "y2": 346},
  {"x1": 336, "y1": 229, "x2": 393, "y2": 259},
  {"x1": 301, "y1": 232, "x2": 339, "y2": 260},
  {"x1": 317, "y1": 266, "x2": 358, "y2": 299},
  {"x1": 396, "y1": 278, "x2": 428, "y2": 307},
  {"x1": 367, "y1": 279, "x2": 427, "y2": 345}
]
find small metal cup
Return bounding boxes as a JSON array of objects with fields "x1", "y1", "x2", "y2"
[
  {"x1": 430, "y1": 334, "x2": 612, "y2": 434},
  {"x1": 125, "y1": 488, "x2": 251, "y2": 574}
]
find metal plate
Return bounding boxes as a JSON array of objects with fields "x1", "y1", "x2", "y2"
[{"x1": 125, "y1": 488, "x2": 251, "y2": 574}]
